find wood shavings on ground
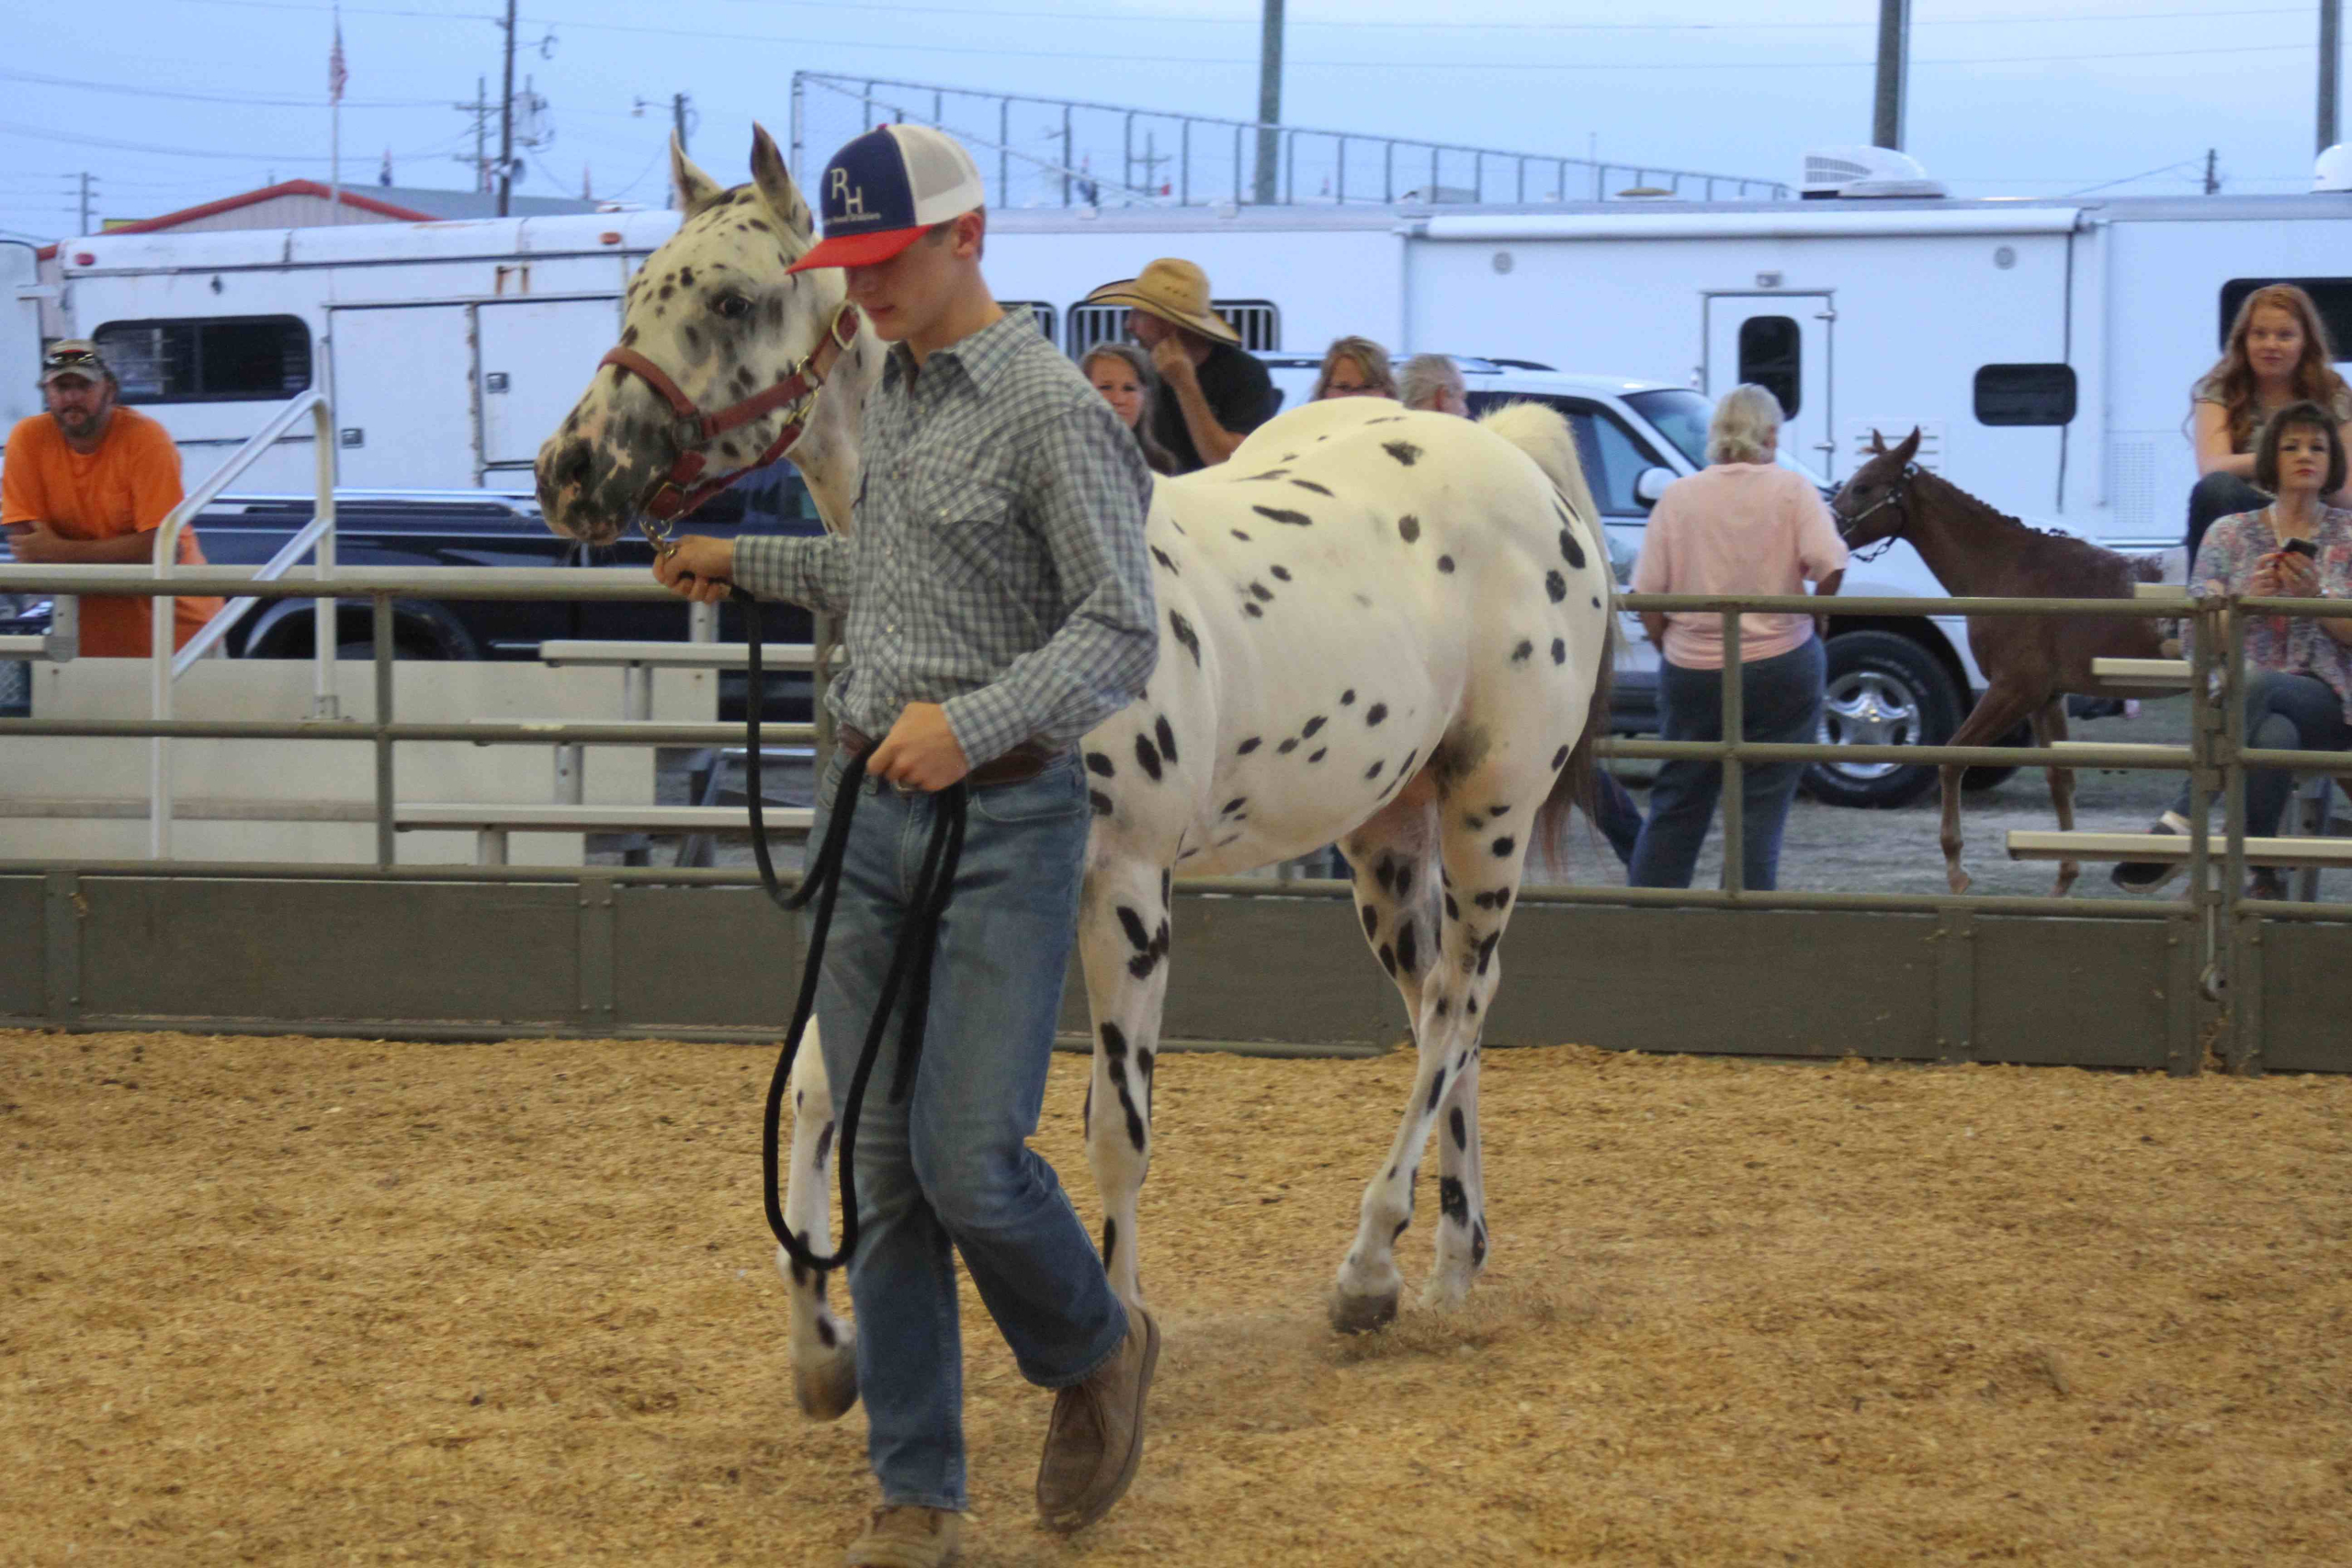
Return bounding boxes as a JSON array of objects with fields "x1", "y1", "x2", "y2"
[{"x1": 5, "y1": 1028, "x2": 2350, "y2": 1565}]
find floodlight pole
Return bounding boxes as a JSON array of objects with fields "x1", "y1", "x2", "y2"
[
  {"x1": 1253, "y1": 0, "x2": 1283, "y2": 204},
  {"x1": 1872, "y1": 0, "x2": 1909, "y2": 150}
]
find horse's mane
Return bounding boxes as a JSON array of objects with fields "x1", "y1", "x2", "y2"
[{"x1": 1913, "y1": 467, "x2": 2167, "y2": 583}]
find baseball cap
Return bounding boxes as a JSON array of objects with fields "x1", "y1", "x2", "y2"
[
  {"x1": 40, "y1": 340, "x2": 109, "y2": 386},
  {"x1": 787, "y1": 124, "x2": 986, "y2": 273}
]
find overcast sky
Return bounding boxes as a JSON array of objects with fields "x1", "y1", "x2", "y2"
[{"x1": 1, "y1": 0, "x2": 2336, "y2": 244}]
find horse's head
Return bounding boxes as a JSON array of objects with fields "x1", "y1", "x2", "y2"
[
  {"x1": 1829, "y1": 427, "x2": 1923, "y2": 549},
  {"x1": 536, "y1": 124, "x2": 880, "y2": 547}
]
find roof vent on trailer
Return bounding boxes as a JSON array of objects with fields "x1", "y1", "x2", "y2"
[
  {"x1": 2317, "y1": 143, "x2": 2352, "y2": 192},
  {"x1": 1801, "y1": 145, "x2": 1949, "y2": 200}
]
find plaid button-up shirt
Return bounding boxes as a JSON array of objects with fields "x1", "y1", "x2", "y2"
[{"x1": 734, "y1": 310, "x2": 1159, "y2": 767}]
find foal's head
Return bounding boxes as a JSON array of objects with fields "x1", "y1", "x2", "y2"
[
  {"x1": 1829, "y1": 427, "x2": 1924, "y2": 551},
  {"x1": 536, "y1": 125, "x2": 880, "y2": 546}
]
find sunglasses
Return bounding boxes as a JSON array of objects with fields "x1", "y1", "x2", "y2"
[{"x1": 43, "y1": 350, "x2": 103, "y2": 374}]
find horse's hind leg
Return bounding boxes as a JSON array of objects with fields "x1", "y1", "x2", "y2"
[
  {"x1": 1327, "y1": 780, "x2": 1440, "y2": 1334},
  {"x1": 1077, "y1": 852, "x2": 1173, "y2": 1314},
  {"x1": 2033, "y1": 698, "x2": 2080, "y2": 897},
  {"x1": 776, "y1": 1032, "x2": 858, "y2": 1420},
  {"x1": 1940, "y1": 682, "x2": 2041, "y2": 895}
]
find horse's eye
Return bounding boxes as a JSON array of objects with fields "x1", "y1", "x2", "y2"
[{"x1": 714, "y1": 293, "x2": 753, "y2": 321}]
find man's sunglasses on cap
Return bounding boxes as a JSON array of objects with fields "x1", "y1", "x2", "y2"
[{"x1": 41, "y1": 346, "x2": 105, "y2": 379}]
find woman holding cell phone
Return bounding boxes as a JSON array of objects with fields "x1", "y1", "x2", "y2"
[{"x1": 2116, "y1": 402, "x2": 2352, "y2": 897}]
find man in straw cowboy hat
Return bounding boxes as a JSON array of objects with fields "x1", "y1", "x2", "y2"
[{"x1": 1081, "y1": 258, "x2": 1275, "y2": 472}]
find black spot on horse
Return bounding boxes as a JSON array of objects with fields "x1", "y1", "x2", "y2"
[
  {"x1": 1302, "y1": 715, "x2": 1327, "y2": 739},
  {"x1": 1511, "y1": 639, "x2": 1533, "y2": 663},
  {"x1": 1277, "y1": 739, "x2": 1299, "y2": 755},
  {"x1": 1161, "y1": 869, "x2": 1172, "y2": 908},
  {"x1": 1426, "y1": 1067, "x2": 1447, "y2": 1112},
  {"x1": 1149, "y1": 545, "x2": 1178, "y2": 573},
  {"x1": 1102, "y1": 1215, "x2": 1118, "y2": 1266},
  {"x1": 1154, "y1": 714, "x2": 1180, "y2": 765},
  {"x1": 1366, "y1": 703, "x2": 1387, "y2": 727},
  {"x1": 1223, "y1": 796, "x2": 1248, "y2": 815},
  {"x1": 1392, "y1": 1219, "x2": 1410, "y2": 1242},
  {"x1": 677, "y1": 265, "x2": 696, "y2": 287},
  {"x1": 1238, "y1": 737, "x2": 1262, "y2": 754},
  {"x1": 1397, "y1": 514, "x2": 1420, "y2": 543},
  {"x1": 1090, "y1": 790, "x2": 1114, "y2": 816},
  {"x1": 1546, "y1": 570, "x2": 1568, "y2": 603},
  {"x1": 815, "y1": 1120, "x2": 836, "y2": 1167},
  {"x1": 1252, "y1": 504, "x2": 1314, "y2": 526},
  {"x1": 1374, "y1": 858, "x2": 1396, "y2": 894},
  {"x1": 1291, "y1": 479, "x2": 1333, "y2": 496},
  {"x1": 1476, "y1": 931, "x2": 1500, "y2": 976},
  {"x1": 1449, "y1": 1106, "x2": 1467, "y2": 1151},
  {"x1": 1444, "y1": 892, "x2": 1460, "y2": 920},
  {"x1": 1243, "y1": 468, "x2": 1289, "y2": 481},
  {"x1": 1248, "y1": 581, "x2": 1273, "y2": 603},
  {"x1": 1552, "y1": 637, "x2": 1566, "y2": 665},
  {"x1": 1591, "y1": 596, "x2": 1602, "y2": 608},
  {"x1": 1134, "y1": 734, "x2": 1163, "y2": 780},
  {"x1": 1437, "y1": 555, "x2": 1455, "y2": 573},
  {"x1": 1551, "y1": 744, "x2": 1571, "y2": 770},
  {"x1": 1086, "y1": 751, "x2": 1117, "y2": 778},
  {"x1": 1365, "y1": 760, "x2": 1385, "y2": 781},
  {"x1": 1395, "y1": 920, "x2": 1419, "y2": 973},
  {"x1": 816, "y1": 1316, "x2": 838, "y2": 1348},
  {"x1": 1363, "y1": 904, "x2": 1379, "y2": 939},
  {"x1": 1395, "y1": 864, "x2": 1413, "y2": 897},
  {"x1": 1492, "y1": 836, "x2": 1516, "y2": 857},
  {"x1": 1308, "y1": 748, "x2": 1327, "y2": 763},
  {"x1": 1438, "y1": 1180, "x2": 1470, "y2": 1233},
  {"x1": 618, "y1": 324, "x2": 639, "y2": 348},
  {"x1": 1230, "y1": 529, "x2": 1252, "y2": 542},
  {"x1": 1383, "y1": 440, "x2": 1423, "y2": 467},
  {"x1": 1472, "y1": 1222, "x2": 1487, "y2": 1267},
  {"x1": 1243, "y1": 603, "x2": 1263, "y2": 617},
  {"x1": 1340, "y1": 689, "x2": 1356, "y2": 705},
  {"x1": 1557, "y1": 527, "x2": 1587, "y2": 570},
  {"x1": 1169, "y1": 611, "x2": 1201, "y2": 665},
  {"x1": 1270, "y1": 564, "x2": 1291, "y2": 581},
  {"x1": 1117, "y1": 907, "x2": 1151, "y2": 953},
  {"x1": 1379, "y1": 943, "x2": 1397, "y2": 976}
]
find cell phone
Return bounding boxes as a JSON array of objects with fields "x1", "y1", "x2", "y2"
[{"x1": 2283, "y1": 537, "x2": 2319, "y2": 559}]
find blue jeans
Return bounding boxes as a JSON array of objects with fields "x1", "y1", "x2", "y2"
[
  {"x1": 810, "y1": 749, "x2": 1128, "y2": 1512},
  {"x1": 2163, "y1": 668, "x2": 2352, "y2": 837},
  {"x1": 1629, "y1": 637, "x2": 1826, "y2": 891}
]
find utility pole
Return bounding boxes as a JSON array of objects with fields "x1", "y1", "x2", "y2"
[
  {"x1": 673, "y1": 92, "x2": 691, "y2": 155},
  {"x1": 76, "y1": 171, "x2": 92, "y2": 235},
  {"x1": 2204, "y1": 147, "x2": 2220, "y2": 194},
  {"x1": 1253, "y1": 0, "x2": 1283, "y2": 204},
  {"x1": 1871, "y1": 0, "x2": 1909, "y2": 150},
  {"x1": 2323, "y1": 0, "x2": 2343, "y2": 152},
  {"x1": 496, "y1": 0, "x2": 518, "y2": 216}
]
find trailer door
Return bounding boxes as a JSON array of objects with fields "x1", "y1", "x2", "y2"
[
  {"x1": 1703, "y1": 293, "x2": 1834, "y2": 479},
  {"x1": 476, "y1": 298, "x2": 622, "y2": 478},
  {"x1": 0, "y1": 243, "x2": 42, "y2": 429},
  {"x1": 329, "y1": 304, "x2": 478, "y2": 489}
]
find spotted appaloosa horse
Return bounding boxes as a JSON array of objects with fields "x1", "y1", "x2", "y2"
[{"x1": 537, "y1": 127, "x2": 1616, "y2": 1419}]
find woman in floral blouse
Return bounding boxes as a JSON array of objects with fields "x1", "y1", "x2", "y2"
[{"x1": 2117, "y1": 401, "x2": 2352, "y2": 897}]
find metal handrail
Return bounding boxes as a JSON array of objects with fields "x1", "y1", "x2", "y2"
[{"x1": 149, "y1": 378, "x2": 337, "y2": 857}]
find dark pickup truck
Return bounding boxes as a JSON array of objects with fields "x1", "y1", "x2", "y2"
[{"x1": 0, "y1": 470, "x2": 825, "y2": 716}]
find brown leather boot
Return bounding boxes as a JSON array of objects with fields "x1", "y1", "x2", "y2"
[
  {"x1": 842, "y1": 1505, "x2": 961, "y2": 1568},
  {"x1": 1035, "y1": 1306, "x2": 1159, "y2": 1533}
]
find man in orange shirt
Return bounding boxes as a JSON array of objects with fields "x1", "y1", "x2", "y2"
[{"x1": 2, "y1": 339, "x2": 222, "y2": 656}]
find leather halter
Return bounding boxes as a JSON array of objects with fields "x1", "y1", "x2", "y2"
[
  {"x1": 1834, "y1": 461, "x2": 1920, "y2": 562},
  {"x1": 597, "y1": 300, "x2": 861, "y2": 536}
]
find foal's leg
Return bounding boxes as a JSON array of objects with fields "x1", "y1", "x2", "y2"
[
  {"x1": 1939, "y1": 682, "x2": 2042, "y2": 896},
  {"x1": 2032, "y1": 697, "x2": 2080, "y2": 897},
  {"x1": 1332, "y1": 756, "x2": 1544, "y2": 1330},
  {"x1": 776, "y1": 1030, "x2": 859, "y2": 1420},
  {"x1": 1077, "y1": 853, "x2": 1174, "y2": 1313},
  {"x1": 1326, "y1": 784, "x2": 1441, "y2": 1332}
]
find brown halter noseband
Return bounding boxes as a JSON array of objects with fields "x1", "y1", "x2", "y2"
[{"x1": 597, "y1": 299, "x2": 861, "y2": 539}]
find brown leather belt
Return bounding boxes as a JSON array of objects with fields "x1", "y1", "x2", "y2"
[{"x1": 838, "y1": 726, "x2": 1067, "y2": 790}]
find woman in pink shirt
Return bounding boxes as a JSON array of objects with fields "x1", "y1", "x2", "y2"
[{"x1": 1627, "y1": 384, "x2": 1848, "y2": 889}]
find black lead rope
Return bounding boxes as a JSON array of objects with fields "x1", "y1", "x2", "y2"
[{"x1": 734, "y1": 586, "x2": 968, "y2": 1273}]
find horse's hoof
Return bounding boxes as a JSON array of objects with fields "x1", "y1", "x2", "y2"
[
  {"x1": 1330, "y1": 1288, "x2": 1400, "y2": 1336},
  {"x1": 1947, "y1": 868, "x2": 1973, "y2": 896},
  {"x1": 794, "y1": 1347, "x2": 860, "y2": 1422}
]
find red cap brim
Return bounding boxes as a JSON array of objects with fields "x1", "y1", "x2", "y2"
[{"x1": 786, "y1": 225, "x2": 928, "y2": 273}]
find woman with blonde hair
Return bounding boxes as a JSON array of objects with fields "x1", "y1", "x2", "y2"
[
  {"x1": 1080, "y1": 343, "x2": 1182, "y2": 476},
  {"x1": 1627, "y1": 384, "x2": 1847, "y2": 891},
  {"x1": 2185, "y1": 284, "x2": 2352, "y2": 562},
  {"x1": 1312, "y1": 335, "x2": 1398, "y2": 400}
]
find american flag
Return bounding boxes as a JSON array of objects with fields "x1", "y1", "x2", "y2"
[{"x1": 328, "y1": 17, "x2": 348, "y2": 104}]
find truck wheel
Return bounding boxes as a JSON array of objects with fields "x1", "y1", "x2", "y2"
[{"x1": 1803, "y1": 629, "x2": 1964, "y2": 809}]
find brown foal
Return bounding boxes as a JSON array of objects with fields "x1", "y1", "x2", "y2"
[{"x1": 1830, "y1": 430, "x2": 2169, "y2": 896}]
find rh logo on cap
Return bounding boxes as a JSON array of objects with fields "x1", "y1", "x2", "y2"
[{"x1": 829, "y1": 167, "x2": 866, "y2": 220}]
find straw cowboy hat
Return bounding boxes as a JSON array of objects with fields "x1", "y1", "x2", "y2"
[{"x1": 1082, "y1": 259, "x2": 1240, "y2": 346}]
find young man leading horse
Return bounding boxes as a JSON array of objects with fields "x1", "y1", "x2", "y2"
[{"x1": 640, "y1": 124, "x2": 1162, "y2": 1568}]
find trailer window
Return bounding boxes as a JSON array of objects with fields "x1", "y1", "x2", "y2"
[
  {"x1": 1973, "y1": 363, "x2": 2076, "y2": 426},
  {"x1": 95, "y1": 316, "x2": 311, "y2": 403},
  {"x1": 2219, "y1": 278, "x2": 2352, "y2": 359},
  {"x1": 1064, "y1": 299, "x2": 1281, "y2": 358},
  {"x1": 1736, "y1": 316, "x2": 1802, "y2": 416}
]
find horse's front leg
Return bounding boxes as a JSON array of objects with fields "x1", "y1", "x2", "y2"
[
  {"x1": 1077, "y1": 856, "x2": 1173, "y2": 1314},
  {"x1": 775, "y1": 1030, "x2": 858, "y2": 1420},
  {"x1": 2033, "y1": 698, "x2": 2080, "y2": 897},
  {"x1": 1940, "y1": 682, "x2": 2041, "y2": 895}
]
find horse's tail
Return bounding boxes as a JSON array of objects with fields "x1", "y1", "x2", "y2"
[{"x1": 1475, "y1": 400, "x2": 1618, "y2": 867}]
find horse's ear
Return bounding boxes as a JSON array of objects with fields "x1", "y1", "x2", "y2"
[
  {"x1": 1867, "y1": 429, "x2": 1887, "y2": 456},
  {"x1": 1893, "y1": 427, "x2": 1923, "y2": 464},
  {"x1": 671, "y1": 133, "x2": 724, "y2": 218},
  {"x1": 749, "y1": 122, "x2": 814, "y2": 241}
]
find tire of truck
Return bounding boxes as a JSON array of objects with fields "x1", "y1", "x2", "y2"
[{"x1": 1802, "y1": 628, "x2": 1966, "y2": 809}]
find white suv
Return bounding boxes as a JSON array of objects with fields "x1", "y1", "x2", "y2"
[{"x1": 1252, "y1": 353, "x2": 2000, "y2": 808}]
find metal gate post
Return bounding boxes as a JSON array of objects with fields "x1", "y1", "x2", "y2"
[
  {"x1": 2183, "y1": 598, "x2": 2222, "y2": 1074},
  {"x1": 578, "y1": 873, "x2": 617, "y2": 1029},
  {"x1": 43, "y1": 867, "x2": 82, "y2": 1025},
  {"x1": 2221, "y1": 608, "x2": 2256, "y2": 1074},
  {"x1": 373, "y1": 593, "x2": 396, "y2": 867},
  {"x1": 1720, "y1": 609, "x2": 1746, "y2": 897}
]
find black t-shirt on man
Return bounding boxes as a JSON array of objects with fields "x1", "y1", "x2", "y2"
[{"x1": 1149, "y1": 340, "x2": 1278, "y2": 473}]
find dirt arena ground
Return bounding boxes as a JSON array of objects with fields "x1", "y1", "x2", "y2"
[{"x1": 7, "y1": 1028, "x2": 2352, "y2": 1566}]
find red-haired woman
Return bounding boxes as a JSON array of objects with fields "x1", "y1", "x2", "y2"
[{"x1": 2185, "y1": 284, "x2": 2352, "y2": 564}]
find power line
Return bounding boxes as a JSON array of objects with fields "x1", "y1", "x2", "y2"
[
  {"x1": 0, "y1": 120, "x2": 474, "y2": 164},
  {"x1": 0, "y1": 66, "x2": 447, "y2": 109}
]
